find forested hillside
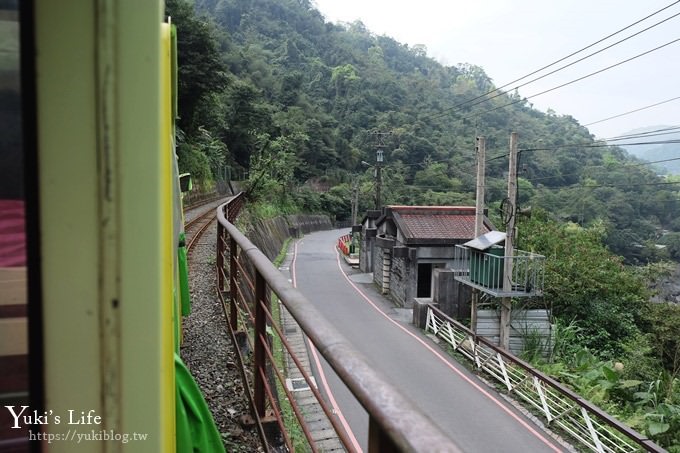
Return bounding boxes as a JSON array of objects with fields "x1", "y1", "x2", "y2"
[
  {"x1": 166, "y1": 0, "x2": 680, "y2": 446},
  {"x1": 168, "y1": 0, "x2": 679, "y2": 264}
]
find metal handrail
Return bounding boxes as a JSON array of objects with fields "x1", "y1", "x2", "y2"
[
  {"x1": 216, "y1": 196, "x2": 462, "y2": 452},
  {"x1": 453, "y1": 244, "x2": 545, "y2": 297},
  {"x1": 424, "y1": 304, "x2": 665, "y2": 453}
]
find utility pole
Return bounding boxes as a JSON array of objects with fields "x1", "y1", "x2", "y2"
[
  {"x1": 471, "y1": 136, "x2": 486, "y2": 333},
  {"x1": 376, "y1": 158, "x2": 382, "y2": 209},
  {"x1": 474, "y1": 136, "x2": 486, "y2": 236},
  {"x1": 371, "y1": 130, "x2": 389, "y2": 210},
  {"x1": 500, "y1": 132, "x2": 518, "y2": 351},
  {"x1": 351, "y1": 176, "x2": 360, "y2": 225}
]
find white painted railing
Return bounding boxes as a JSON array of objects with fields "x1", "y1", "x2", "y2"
[{"x1": 425, "y1": 305, "x2": 663, "y2": 453}]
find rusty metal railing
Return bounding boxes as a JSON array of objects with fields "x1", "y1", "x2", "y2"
[
  {"x1": 215, "y1": 195, "x2": 461, "y2": 452},
  {"x1": 424, "y1": 304, "x2": 664, "y2": 453}
]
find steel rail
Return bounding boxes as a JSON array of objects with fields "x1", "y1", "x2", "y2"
[
  {"x1": 257, "y1": 330, "x2": 319, "y2": 452},
  {"x1": 235, "y1": 258, "x2": 255, "y2": 293},
  {"x1": 425, "y1": 305, "x2": 665, "y2": 453},
  {"x1": 183, "y1": 193, "x2": 224, "y2": 212},
  {"x1": 184, "y1": 204, "x2": 214, "y2": 229},
  {"x1": 185, "y1": 209, "x2": 215, "y2": 252},
  {"x1": 234, "y1": 282, "x2": 255, "y2": 325},
  {"x1": 216, "y1": 287, "x2": 268, "y2": 447},
  {"x1": 259, "y1": 295, "x2": 358, "y2": 451},
  {"x1": 256, "y1": 361, "x2": 293, "y2": 452},
  {"x1": 216, "y1": 197, "x2": 462, "y2": 453}
]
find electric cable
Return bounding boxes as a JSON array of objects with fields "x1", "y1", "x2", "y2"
[
  {"x1": 439, "y1": 11, "x2": 680, "y2": 116},
  {"x1": 425, "y1": 0, "x2": 680, "y2": 120},
  {"x1": 485, "y1": 138, "x2": 680, "y2": 162},
  {"x1": 583, "y1": 96, "x2": 680, "y2": 127},
  {"x1": 527, "y1": 156, "x2": 680, "y2": 184},
  {"x1": 465, "y1": 37, "x2": 680, "y2": 123}
]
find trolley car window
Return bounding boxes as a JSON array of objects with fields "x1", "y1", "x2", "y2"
[{"x1": 0, "y1": 1, "x2": 30, "y2": 448}]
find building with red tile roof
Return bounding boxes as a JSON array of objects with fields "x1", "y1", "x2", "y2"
[{"x1": 358, "y1": 205, "x2": 495, "y2": 310}]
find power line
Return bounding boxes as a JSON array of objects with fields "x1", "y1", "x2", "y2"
[
  {"x1": 527, "y1": 156, "x2": 680, "y2": 184},
  {"x1": 486, "y1": 138, "x2": 680, "y2": 162},
  {"x1": 521, "y1": 139, "x2": 680, "y2": 153},
  {"x1": 607, "y1": 128, "x2": 680, "y2": 142},
  {"x1": 443, "y1": 11, "x2": 680, "y2": 116},
  {"x1": 537, "y1": 179, "x2": 680, "y2": 191},
  {"x1": 608, "y1": 124, "x2": 680, "y2": 137},
  {"x1": 583, "y1": 96, "x2": 680, "y2": 127},
  {"x1": 466, "y1": 37, "x2": 680, "y2": 123},
  {"x1": 426, "y1": 0, "x2": 680, "y2": 120}
]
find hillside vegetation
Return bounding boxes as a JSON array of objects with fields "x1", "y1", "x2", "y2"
[
  {"x1": 618, "y1": 126, "x2": 680, "y2": 175},
  {"x1": 166, "y1": 0, "x2": 680, "y2": 447},
  {"x1": 169, "y1": 0, "x2": 680, "y2": 264}
]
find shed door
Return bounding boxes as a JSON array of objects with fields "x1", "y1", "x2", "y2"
[
  {"x1": 417, "y1": 263, "x2": 446, "y2": 298},
  {"x1": 417, "y1": 263, "x2": 431, "y2": 297}
]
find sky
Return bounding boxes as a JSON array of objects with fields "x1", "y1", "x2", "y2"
[{"x1": 312, "y1": 0, "x2": 680, "y2": 139}]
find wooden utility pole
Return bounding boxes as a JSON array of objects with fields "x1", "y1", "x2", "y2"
[
  {"x1": 471, "y1": 136, "x2": 486, "y2": 333},
  {"x1": 500, "y1": 132, "x2": 518, "y2": 351},
  {"x1": 376, "y1": 162, "x2": 382, "y2": 210},
  {"x1": 474, "y1": 136, "x2": 486, "y2": 236},
  {"x1": 351, "y1": 177, "x2": 360, "y2": 225},
  {"x1": 371, "y1": 130, "x2": 389, "y2": 210}
]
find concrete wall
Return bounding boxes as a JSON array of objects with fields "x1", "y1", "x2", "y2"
[
  {"x1": 432, "y1": 269, "x2": 471, "y2": 320},
  {"x1": 246, "y1": 214, "x2": 333, "y2": 261},
  {"x1": 390, "y1": 255, "x2": 415, "y2": 307},
  {"x1": 360, "y1": 228, "x2": 376, "y2": 273},
  {"x1": 372, "y1": 243, "x2": 384, "y2": 288},
  {"x1": 416, "y1": 245, "x2": 456, "y2": 260}
]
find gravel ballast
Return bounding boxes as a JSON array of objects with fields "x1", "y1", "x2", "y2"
[{"x1": 180, "y1": 209, "x2": 263, "y2": 452}]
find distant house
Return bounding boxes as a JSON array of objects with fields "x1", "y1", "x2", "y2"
[{"x1": 358, "y1": 206, "x2": 494, "y2": 309}]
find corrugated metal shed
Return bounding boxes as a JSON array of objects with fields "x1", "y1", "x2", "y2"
[{"x1": 476, "y1": 309, "x2": 552, "y2": 357}]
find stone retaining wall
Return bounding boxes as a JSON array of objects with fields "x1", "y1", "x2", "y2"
[{"x1": 245, "y1": 214, "x2": 333, "y2": 261}]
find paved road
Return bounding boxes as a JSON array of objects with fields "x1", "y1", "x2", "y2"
[{"x1": 292, "y1": 229, "x2": 567, "y2": 453}]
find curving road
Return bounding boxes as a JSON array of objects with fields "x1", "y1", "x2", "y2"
[{"x1": 291, "y1": 228, "x2": 568, "y2": 453}]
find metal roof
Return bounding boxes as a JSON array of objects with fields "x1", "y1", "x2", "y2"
[{"x1": 463, "y1": 231, "x2": 506, "y2": 251}]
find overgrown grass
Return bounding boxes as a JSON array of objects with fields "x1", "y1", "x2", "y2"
[
  {"x1": 269, "y1": 238, "x2": 308, "y2": 451},
  {"x1": 433, "y1": 319, "x2": 680, "y2": 450},
  {"x1": 534, "y1": 321, "x2": 680, "y2": 450},
  {"x1": 250, "y1": 199, "x2": 300, "y2": 220}
]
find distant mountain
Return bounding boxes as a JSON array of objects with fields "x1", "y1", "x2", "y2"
[{"x1": 614, "y1": 126, "x2": 680, "y2": 175}]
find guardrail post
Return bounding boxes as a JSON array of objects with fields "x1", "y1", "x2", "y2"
[
  {"x1": 229, "y1": 236, "x2": 238, "y2": 331},
  {"x1": 254, "y1": 269, "x2": 267, "y2": 417},
  {"x1": 368, "y1": 416, "x2": 398, "y2": 452},
  {"x1": 216, "y1": 221, "x2": 224, "y2": 291}
]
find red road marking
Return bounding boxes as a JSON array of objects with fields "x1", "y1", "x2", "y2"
[
  {"x1": 332, "y1": 246, "x2": 563, "y2": 453},
  {"x1": 292, "y1": 241, "x2": 364, "y2": 453}
]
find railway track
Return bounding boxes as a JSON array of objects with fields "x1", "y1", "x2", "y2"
[
  {"x1": 183, "y1": 194, "x2": 224, "y2": 212},
  {"x1": 185, "y1": 208, "x2": 216, "y2": 252},
  {"x1": 184, "y1": 195, "x2": 233, "y2": 253}
]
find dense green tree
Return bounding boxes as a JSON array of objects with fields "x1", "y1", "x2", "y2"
[
  {"x1": 166, "y1": 0, "x2": 228, "y2": 135},
  {"x1": 519, "y1": 211, "x2": 648, "y2": 355}
]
